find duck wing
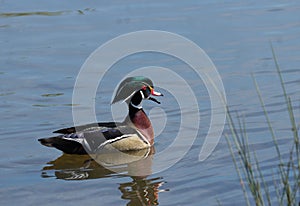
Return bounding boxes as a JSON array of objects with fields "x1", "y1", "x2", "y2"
[
  {"x1": 53, "y1": 122, "x2": 120, "y2": 134},
  {"x1": 38, "y1": 126, "x2": 149, "y2": 155}
]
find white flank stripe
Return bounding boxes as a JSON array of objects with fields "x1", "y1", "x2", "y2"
[
  {"x1": 97, "y1": 134, "x2": 134, "y2": 149},
  {"x1": 135, "y1": 130, "x2": 150, "y2": 146}
]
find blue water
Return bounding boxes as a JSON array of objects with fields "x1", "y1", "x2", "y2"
[{"x1": 1, "y1": 1, "x2": 300, "y2": 205}]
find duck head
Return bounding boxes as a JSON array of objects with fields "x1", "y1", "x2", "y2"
[
  {"x1": 111, "y1": 76, "x2": 163, "y2": 145},
  {"x1": 111, "y1": 76, "x2": 163, "y2": 108}
]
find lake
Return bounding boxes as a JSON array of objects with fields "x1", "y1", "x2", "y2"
[{"x1": 1, "y1": 0, "x2": 300, "y2": 205}]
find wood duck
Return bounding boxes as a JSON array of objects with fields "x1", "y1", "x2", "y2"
[{"x1": 38, "y1": 76, "x2": 163, "y2": 155}]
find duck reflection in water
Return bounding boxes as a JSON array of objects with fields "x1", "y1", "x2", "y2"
[{"x1": 41, "y1": 146, "x2": 168, "y2": 206}]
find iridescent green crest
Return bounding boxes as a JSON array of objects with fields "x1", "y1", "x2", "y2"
[{"x1": 111, "y1": 76, "x2": 153, "y2": 104}]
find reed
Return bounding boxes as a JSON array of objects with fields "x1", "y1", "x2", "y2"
[{"x1": 226, "y1": 45, "x2": 299, "y2": 205}]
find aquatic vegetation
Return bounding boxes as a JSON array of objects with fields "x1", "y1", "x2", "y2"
[{"x1": 226, "y1": 46, "x2": 299, "y2": 206}]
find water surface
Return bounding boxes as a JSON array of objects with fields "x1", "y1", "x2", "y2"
[{"x1": 1, "y1": 1, "x2": 300, "y2": 205}]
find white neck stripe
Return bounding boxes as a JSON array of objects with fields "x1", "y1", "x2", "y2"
[
  {"x1": 130, "y1": 102, "x2": 142, "y2": 109},
  {"x1": 140, "y1": 90, "x2": 145, "y2": 99}
]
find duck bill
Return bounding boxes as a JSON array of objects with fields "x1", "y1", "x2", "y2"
[
  {"x1": 151, "y1": 89, "x2": 163, "y2": 96},
  {"x1": 149, "y1": 88, "x2": 163, "y2": 104}
]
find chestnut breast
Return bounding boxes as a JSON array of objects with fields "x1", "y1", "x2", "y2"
[{"x1": 131, "y1": 110, "x2": 154, "y2": 145}]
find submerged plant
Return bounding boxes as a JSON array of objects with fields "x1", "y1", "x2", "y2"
[{"x1": 226, "y1": 45, "x2": 299, "y2": 206}]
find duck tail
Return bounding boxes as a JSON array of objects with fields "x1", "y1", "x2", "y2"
[
  {"x1": 38, "y1": 136, "x2": 87, "y2": 154},
  {"x1": 38, "y1": 136, "x2": 58, "y2": 147}
]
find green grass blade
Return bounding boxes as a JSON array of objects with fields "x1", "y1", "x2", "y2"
[
  {"x1": 253, "y1": 150, "x2": 271, "y2": 206},
  {"x1": 270, "y1": 43, "x2": 289, "y2": 105},
  {"x1": 225, "y1": 134, "x2": 251, "y2": 206},
  {"x1": 252, "y1": 74, "x2": 283, "y2": 164}
]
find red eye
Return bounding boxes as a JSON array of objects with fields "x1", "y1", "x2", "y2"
[{"x1": 142, "y1": 86, "x2": 147, "y2": 90}]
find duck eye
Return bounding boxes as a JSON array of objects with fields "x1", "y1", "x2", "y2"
[{"x1": 141, "y1": 86, "x2": 151, "y2": 97}]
